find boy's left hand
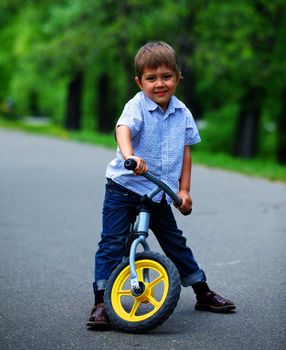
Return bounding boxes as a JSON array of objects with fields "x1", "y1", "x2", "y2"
[{"x1": 175, "y1": 190, "x2": 192, "y2": 214}]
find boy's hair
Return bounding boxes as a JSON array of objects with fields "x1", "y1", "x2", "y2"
[{"x1": 134, "y1": 41, "x2": 182, "y2": 82}]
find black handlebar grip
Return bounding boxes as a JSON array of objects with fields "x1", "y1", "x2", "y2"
[
  {"x1": 124, "y1": 158, "x2": 137, "y2": 171},
  {"x1": 181, "y1": 208, "x2": 192, "y2": 216},
  {"x1": 124, "y1": 158, "x2": 191, "y2": 216},
  {"x1": 176, "y1": 199, "x2": 192, "y2": 215}
]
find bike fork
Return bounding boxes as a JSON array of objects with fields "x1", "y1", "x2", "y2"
[{"x1": 129, "y1": 211, "x2": 150, "y2": 293}]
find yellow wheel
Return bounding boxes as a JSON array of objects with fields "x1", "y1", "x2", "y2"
[{"x1": 104, "y1": 252, "x2": 181, "y2": 333}]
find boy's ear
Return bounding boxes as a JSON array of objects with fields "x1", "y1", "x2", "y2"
[
  {"x1": 135, "y1": 76, "x2": 143, "y2": 90},
  {"x1": 176, "y1": 72, "x2": 182, "y2": 86}
]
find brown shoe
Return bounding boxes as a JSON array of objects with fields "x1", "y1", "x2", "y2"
[
  {"x1": 86, "y1": 303, "x2": 110, "y2": 327},
  {"x1": 195, "y1": 291, "x2": 236, "y2": 312}
]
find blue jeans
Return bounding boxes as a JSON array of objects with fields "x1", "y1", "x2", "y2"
[{"x1": 94, "y1": 179, "x2": 206, "y2": 292}]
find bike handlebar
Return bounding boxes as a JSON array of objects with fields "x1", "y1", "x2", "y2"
[{"x1": 124, "y1": 158, "x2": 192, "y2": 215}]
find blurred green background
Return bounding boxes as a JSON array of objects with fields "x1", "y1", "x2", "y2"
[{"x1": 0, "y1": 0, "x2": 285, "y2": 180}]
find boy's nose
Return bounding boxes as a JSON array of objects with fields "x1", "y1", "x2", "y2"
[{"x1": 155, "y1": 79, "x2": 164, "y2": 87}]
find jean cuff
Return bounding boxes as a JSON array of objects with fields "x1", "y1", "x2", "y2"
[
  {"x1": 94, "y1": 279, "x2": 107, "y2": 293},
  {"x1": 181, "y1": 269, "x2": 206, "y2": 287}
]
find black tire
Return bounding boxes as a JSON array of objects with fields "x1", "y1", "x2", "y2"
[{"x1": 104, "y1": 251, "x2": 181, "y2": 333}]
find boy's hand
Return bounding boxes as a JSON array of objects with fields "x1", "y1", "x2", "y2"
[
  {"x1": 127, "y1": 156, "x2": 148, "y2": 175},
  {"x1": 176, "y1": 190, "x2": 193, "y2": 214}
]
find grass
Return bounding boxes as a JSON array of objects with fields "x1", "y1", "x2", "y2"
[
  {"x1": 192, "y1": 151, "x2": 286, "y2": 182},
  {"x1": 1, "y1": 116, "x2": 285, "y2": 182}
]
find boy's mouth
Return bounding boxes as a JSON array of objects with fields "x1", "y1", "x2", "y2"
[{"x1": 154, "y1": 91, "x2": 167, "y2": 97}]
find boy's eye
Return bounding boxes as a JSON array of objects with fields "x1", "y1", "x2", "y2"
[{"x1": 145, "y1": 73, "x2": 174, "y2": 82}]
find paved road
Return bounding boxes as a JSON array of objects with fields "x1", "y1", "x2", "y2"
[{"x1": 0, "y1": 129, "x2": 285, "y2": 350}]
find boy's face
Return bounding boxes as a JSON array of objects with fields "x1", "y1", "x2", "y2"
[{"x1": 135, "y1": 65, "x2": 179, "y2": 112}]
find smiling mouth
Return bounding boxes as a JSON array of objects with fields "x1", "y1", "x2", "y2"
[{"x1": 155, "y1": 91, "x2": 167, "y2": 97}]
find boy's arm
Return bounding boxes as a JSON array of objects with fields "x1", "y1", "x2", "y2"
[
  {"x1": 177, "y1": 145, "x2": 193, "y2": 213},
  {"x1": 116, "y1": 125, "x2": 147, "y2": 175}
]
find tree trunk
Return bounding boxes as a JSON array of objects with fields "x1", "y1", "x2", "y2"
[
  {"x1": 65, "y1": 71, "x2": 83, "y2": 131},
  {"x1": 277, "y1": 87, "x2": 286, "y2": 164},
  {"x1": 176, "y1": 9, "x2": 203, "y2": 119},
  {"x1": 180, "y1": 67, "x2": 202, "y2": 118},
  {"x1": 233, "y1": 88, "x2": 262, "y2": 158},
  {"x1": 117, "y1": 2, "x2": 135, "y2": 101},
  {"x1": 97, "y1": 73, "x2": 114, "y2": 133},
  {"x1": 123, "y1": 56, "x2": 135, "y2": 101},
  {"x1": 29, "y1": 91, "x2": 40, "y2": 116}
]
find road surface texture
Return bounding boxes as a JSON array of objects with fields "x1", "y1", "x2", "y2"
[{"x1": 1, "y1": 129, "x2": 285, "y2": 350}]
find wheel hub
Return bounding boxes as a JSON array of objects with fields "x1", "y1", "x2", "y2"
[{"x1": 131, "y1": 281, "x2": 146, "y2": 298}]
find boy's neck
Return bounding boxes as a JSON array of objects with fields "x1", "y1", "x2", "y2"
[{"x1": 142, "y1": 91, "x2": 173, "y2": 113}]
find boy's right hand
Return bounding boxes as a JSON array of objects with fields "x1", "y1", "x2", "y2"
[
  {"x1": 176, "y1": 190, "x2": 193, "y2": 215},
  {"x1": 127, "y1": 156, "x2": 148, "y2": 175}
]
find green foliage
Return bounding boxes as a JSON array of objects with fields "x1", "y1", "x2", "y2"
[
  {"x1": 192, "y1": 150, "x2": 286, "y2": 183},
  {"x1": 0, "y1": 0, "x2": 285, "y2": 163},
  {"x1": 198, "y1": 104, "x2": 238, "y2": 153}
]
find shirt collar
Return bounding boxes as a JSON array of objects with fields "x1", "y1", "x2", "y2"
[
  {"x1": 141, "y1": 92, "x2": 184, "y2": 116},
  {"x1": 166, "y1": 95, "x2": 184, "y2": 116},
  {"x1": 141, "y1": 92, "x2": 158, "y2": 111}
]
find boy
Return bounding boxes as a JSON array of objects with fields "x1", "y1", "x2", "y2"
[{"x1": 87, "y1": 41, "x2": 235, "y2": 327}]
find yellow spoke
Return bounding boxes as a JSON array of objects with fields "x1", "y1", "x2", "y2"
[
  {"x1": 146, "y1": 295, "x2": 161, "y2": 309},
  {"x1": 129, "y1": 299, "x2": 141, "y2": 317},
  {"x1": 148, "y1": 274, "x2": 165, "y2": 289},
  {"x1": 137, "y1": 267, "x2": 144, "y2": 281},
  {"x1": 117, "y1": 289, "x2": 131, "y2": 296}
]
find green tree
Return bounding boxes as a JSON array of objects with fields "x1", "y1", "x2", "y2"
[
  {"x1": 1, "y1": 0, "x2": 285, "y2": 165},
  {"x1": 193, "y1": 0, "x2": 286, "y2": 162}
]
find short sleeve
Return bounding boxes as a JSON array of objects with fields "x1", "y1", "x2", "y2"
[
  {"x1": 116, "y1": 98, "x2": 143, "y2": 140},
  {"x1": 185, "y1": 110, "x2": 201, "y2": 145}
]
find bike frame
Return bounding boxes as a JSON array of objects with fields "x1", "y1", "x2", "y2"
[
  {"x1": 123, "y1": 159, "x2": 185, "y2": 296},
  {"x1": 129, "y1": 183, "x2": 170, "y2": 294}
]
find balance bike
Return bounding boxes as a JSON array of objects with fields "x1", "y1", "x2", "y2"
[{"x1": 104, "y1": 159, "x2": 188, "y2": 333}]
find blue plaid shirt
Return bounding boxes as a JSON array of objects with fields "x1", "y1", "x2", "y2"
[{"x1": 106, "y1": 92, "x2": 201, "y2": 203}]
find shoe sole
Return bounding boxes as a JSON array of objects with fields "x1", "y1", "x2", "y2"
[
  {"x1": 195, "y1": 304, "x2": 236, "y2": 312},
  {"x1": 86, "y1": 320, "x2": 110, "y2": 327}
]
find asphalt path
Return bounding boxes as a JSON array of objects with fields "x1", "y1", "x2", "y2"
[{"x1": 0, "y1": 129, "x2": 285, "y2": 350}]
